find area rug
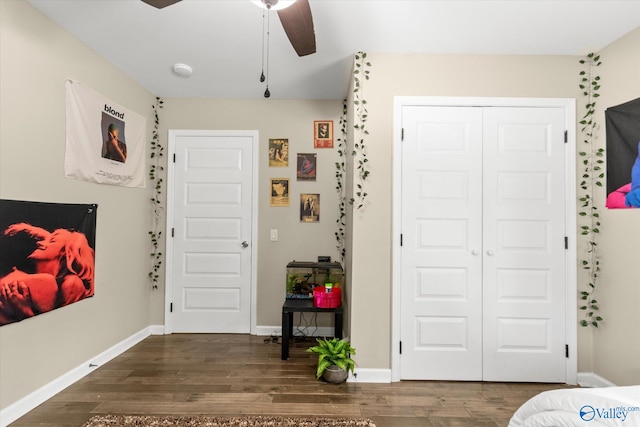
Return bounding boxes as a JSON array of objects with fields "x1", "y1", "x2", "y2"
[{"x1": 82, "y1": 416, "x2": 376, "y2": 427}]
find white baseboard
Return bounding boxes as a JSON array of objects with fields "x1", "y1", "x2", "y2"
[
  {"x1": 255, "y1": 325, "x2": 336, "y2": 338},
  {"x1": 149, "y1": 324, "x2": 166, "y2": 335},
  {"x1": 255, "y1": 325, "x2": 281, "y2": 336},
  {"x1": 577, "y1": 372, "x2": 617, "y2": 388},
  {"x1": 0, "y1": 325, "x2": 164, "y2": 427},
  {"x1": 349, "y1": 368, "x2": 392, "y2": 383}
]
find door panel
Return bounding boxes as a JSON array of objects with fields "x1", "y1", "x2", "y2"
[
  {"x1": 170, "y1": 133, "x2": 254, "y2": 333},
  {"x1": 400, "y1": 106, "x2": 483, "y2": 380},
  {"x1": 482, "y1": 107, "x2": 566, "y2": 382}
]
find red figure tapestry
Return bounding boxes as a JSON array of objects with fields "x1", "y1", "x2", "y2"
[{"x1": 0, "y1": 200, "x2": 97, "y2": 326}]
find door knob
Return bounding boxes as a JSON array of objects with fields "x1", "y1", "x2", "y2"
[
  {"x1": 486, "y1": 250, "x2": 495, "y2": 256},
  {"x1": 471, "y1": 250, "x2": 479, "y2": 256},
  {"x1": 242, "y1": 241, "x2": 249, "y2": 248}
]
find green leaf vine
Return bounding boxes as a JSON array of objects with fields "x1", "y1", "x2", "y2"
[
  {"x1": 335, "y1": 99, "x2": 347, "y2": 263},
  {"x1": 334, "y1": 52, "x2": 372, "y2": 262},
  {"x1": 149, "y1": 97, "x2": 164, "y2": 290},
  {"x1": 577, "y1": 53, "x2": 603, "y2": 327},
  {"x1": 351, "y1": 52, "x2": 371, "y2": 210}
]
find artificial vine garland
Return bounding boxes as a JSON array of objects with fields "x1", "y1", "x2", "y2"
[
  {"x1": 577, "y1": 53, "x2": 603, "y2": 327},
  {"x1": 351, "y1": 52, "x2": 371, "y2": 210},
  {"x1": 334, "y1": 52, "x2": 372, "y2": 261},
  {"x1": 335, "y1": 100, "x2": 347, "y2": 263},
  {"x1": 148, "y1": 97, "x2": 164, "y2": 290}
]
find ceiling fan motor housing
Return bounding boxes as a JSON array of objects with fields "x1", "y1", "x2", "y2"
[{"x1": 263, "y1": 0, "x2": 279, "y2": 9}]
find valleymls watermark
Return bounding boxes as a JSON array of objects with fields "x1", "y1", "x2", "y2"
[{"x1": 580, "y1": 405, "x2": 640, "y2": 422}]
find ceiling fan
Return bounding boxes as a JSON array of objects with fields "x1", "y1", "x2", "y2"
[{"x1": 141, "y1": 0, "x2": 316, "y2": 57}]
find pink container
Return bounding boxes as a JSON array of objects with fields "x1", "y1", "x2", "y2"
[{"x1": 313, "y1": 286, "x2": 342, "y2": 308}]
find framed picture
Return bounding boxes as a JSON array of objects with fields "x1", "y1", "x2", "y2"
[
  {"x1": 270, "y1": 178, "x2": 290, "y2": 207},
  {"x1": 269, "y1": 139, "x2": 288, "y2": 167},
  {"x1": 314, "y1": 120, "x2": 333, "y2": 148},
  {"x1": 300, "y1": 193, "x2": 320, "y2": 222},
  {"x1": 297, "y1": 153, "x2": 317, "y2": 181}
]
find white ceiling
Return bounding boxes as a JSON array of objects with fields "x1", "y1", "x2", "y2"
[{"x1": 28, "y1": 0, "x2": 640, "y2": 100}]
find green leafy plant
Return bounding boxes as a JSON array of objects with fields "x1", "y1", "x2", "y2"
[
  {"x1": 577, "y1": 53, "x2": 604, "y2": 327},
  {"x1": 306, "y1": 337, "x2": 356, "y2": 380},
  {"x1": 286, "y1": 273, "x2": 299, "y2": 294},
  {"x1": 148, "y1": 97, "x2": 164, "y2": 289},
  {"x1": 351, "y1": 52, "x2": 371, "y2": 210}
]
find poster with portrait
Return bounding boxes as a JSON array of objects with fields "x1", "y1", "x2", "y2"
[
  {"x1": 0, "y1": 199, "x2": 97, "y2": 327},
  {"x1": 605, "y1": 97, "x2": 640, "y2": 209},
  {"x1": 270, "y1": 178, "x2": 290, "y2": 207},
  {"x1": 65, "y1": 80, "x2": 147, "y2": 187},
  {"x1": 269, "y1": 139, "x2": 289, "y2": 167},
  {"x1": 297, "y1": 153, "x2": 317, "y2": 181},
  {"x1": 300, "y1": 193, "x2": 320, "y2": 222},
  {"x1": 314, "y1": 120, "x2": 333, "y2": 148}
]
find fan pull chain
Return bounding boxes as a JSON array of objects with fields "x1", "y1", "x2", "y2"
[
  {"x1": 264, "y1": 8, "x2": 271, "y2": 98},
  {"x1": 259, "y1": 8, "x2": 266, "y2": 83}
]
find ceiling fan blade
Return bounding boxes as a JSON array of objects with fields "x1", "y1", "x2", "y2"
[
  {"x1": 277, "y1": 0, "x2": 316, "y2": 57},
  {"x1": 141, "y1": 0, "x2": 181, "y2": 9}
]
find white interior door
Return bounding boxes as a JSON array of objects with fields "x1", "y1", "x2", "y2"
[
  {"x1": 400, "y1": 104, "x2": 567, "y2": 382},
  {"x1": 400, "y1": 106, "x2": 484, "y2": 380},
  {"x1": 482, "y1": 107, "x2": 566, "y2": 382},
  {"x1": 168, "y1": 130, "x2": 256, "y2": 333}
]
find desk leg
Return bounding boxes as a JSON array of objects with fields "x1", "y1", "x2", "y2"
[
  {"x1": 335, "y1": 311, "x2": 343, "y2": 339},
  {"x1": 282, "y1": 309, "x2": 289, "y2": 360},
  {"x1": 288, "y1": 312, "x2": 294, "y2": 338}
]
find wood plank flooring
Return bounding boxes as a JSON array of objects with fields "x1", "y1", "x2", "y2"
[{"x1": 9, "y1": 334, "x2": 572, "y2": 427}]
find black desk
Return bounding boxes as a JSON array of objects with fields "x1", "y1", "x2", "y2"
[{"x1": 281, "y1": 299, "x2": 343, "y2": 360}]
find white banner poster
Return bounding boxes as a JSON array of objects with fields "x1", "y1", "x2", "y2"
[{"x1": 65, "y1": 80, "x2": 146, "y2": 187}]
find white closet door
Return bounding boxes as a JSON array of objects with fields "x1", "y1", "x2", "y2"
[
  {"x1": 400, "y1": 106, "x2": 484, "y2": 380},
  {"x1": 400, "y1": 104, "x2": 567, "y2": 383},
  {"x1": 481, "y1": 107, "x2": 567, "y2": 382}
]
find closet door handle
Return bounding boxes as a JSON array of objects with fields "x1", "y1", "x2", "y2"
[
  {"x1": 486, "y1": 250, "x2": 495, "y2": 256},
  {"x1": 471, "y1": 250, "x2": 479, "y2": 256}
]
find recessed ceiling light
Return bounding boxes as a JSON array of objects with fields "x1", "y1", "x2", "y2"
[{"x1": 172, "y1": 63, "x2": 193, "y2": 77}]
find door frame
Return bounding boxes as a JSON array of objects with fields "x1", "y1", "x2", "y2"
[
  {"x1": 391, "y1": 97, "x2": 577, "y2": 384},
  {"x1": 163, "y1": 129, "x2": 259, "y2": 335}
]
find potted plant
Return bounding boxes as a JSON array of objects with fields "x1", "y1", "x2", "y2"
[{"x1": 307, "y1": 337, "x2": 356, "y2": 383}]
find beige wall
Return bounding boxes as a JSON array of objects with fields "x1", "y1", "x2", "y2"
[
  {"x1": 0, "y1": 0, "x2": 156, "y2": 409},
  {"x1": 157, "y1": 99, "x2": 343, "y2": 328},
  {"x1": 347, "y1": 53, "x2": 586, "y2": 371},
  {"x1": 591, "y1": 27, "x2": 640, "y2": 386}
]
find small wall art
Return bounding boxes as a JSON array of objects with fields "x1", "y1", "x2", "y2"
[
  {"x1": 314, "y1": 120, "x2": 333, "y2": 148},
  {"x1": 270, "y1": 178, "x2": 290, "y2": 207},
  {"x1": 297, "y1": 153, "x2": 317, "y2": 181},
  {"x1": 269, "y1": 138, "x2": 288, "y2": 167},
  {"x1": 300, "y1": 193, "x2": 320, "y2": 222}
]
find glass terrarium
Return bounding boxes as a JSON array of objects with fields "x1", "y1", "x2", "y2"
[{"x1": 286, "y1": 261, "x2": 344, "y2": 299}]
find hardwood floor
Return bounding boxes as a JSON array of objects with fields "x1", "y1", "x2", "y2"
[{"x1": 10, "y1": 334, "x2": 571, "y2": 427}]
